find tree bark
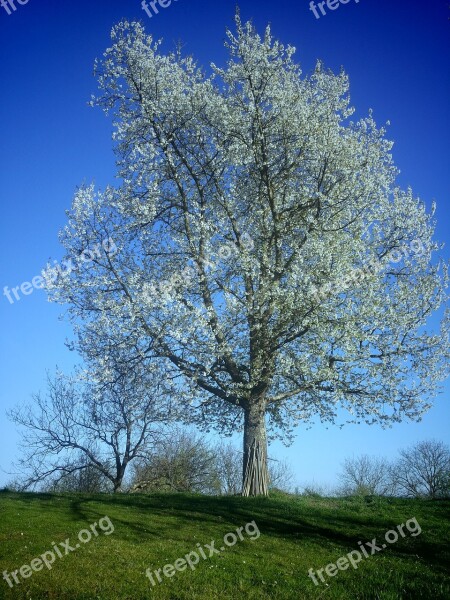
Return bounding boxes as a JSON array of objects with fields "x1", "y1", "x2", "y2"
[{"x1": 242, "y1": 400, "x2": 269, "y2": 496}]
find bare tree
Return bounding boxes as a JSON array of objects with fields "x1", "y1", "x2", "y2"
[
  {"x1": 268, "y1": 458, "x2": 295, "y2": 492},
  {"x1": 214, "y1": 442, "x2": 242, "y2": 495},
  {"x1": 9, "y1": 367, "x2": 171, "y2": 493},
  {"x1": 337, "y1": 455, "x2": 394, "y2": 496},
  {"x1": 391, "y1": 440, "x2": 450, "y2": 498}
]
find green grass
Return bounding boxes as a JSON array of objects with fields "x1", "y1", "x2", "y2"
[{"x1": 0, "y1": 490, "x2": 448, "y2": 599}]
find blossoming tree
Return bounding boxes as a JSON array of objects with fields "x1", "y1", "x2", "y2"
[{"x1": 45, "y1": 16, "x2": 449, "y2": 496}]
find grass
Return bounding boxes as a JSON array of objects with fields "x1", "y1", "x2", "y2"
[{"x1": 0, "y1": 489, "x2": 449, "y2": 599}]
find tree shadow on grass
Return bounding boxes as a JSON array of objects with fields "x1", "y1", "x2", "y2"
[{"x1": 5, "y1": 492, "x2": 449, "y2": 575}]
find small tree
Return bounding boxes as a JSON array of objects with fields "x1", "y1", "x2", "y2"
[
  {"x1": 337, "y1": 454, "x2": 394, "y2": 496},
  {"x1": 131, "y1": 428, "x2": 220, "y2": 494},
  {"x1": 391, "y1": 440, "x2": 450, "y2": 498},
  {"x1": 9, "y1": 367, "x2": 171, "y2": 492}
]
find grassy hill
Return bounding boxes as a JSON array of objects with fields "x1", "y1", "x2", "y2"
[{"x1": 0, "y1": 490, "x2": 448, "y2": 599}]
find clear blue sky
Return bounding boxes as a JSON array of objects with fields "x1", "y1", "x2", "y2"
[{"x1": 0, "y1": 0, "x2": 449, "y2": 490}]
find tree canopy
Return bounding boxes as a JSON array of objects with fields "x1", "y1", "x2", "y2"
[{"x1": 43, "y1": 16, "x2": 449, "y2": 495}]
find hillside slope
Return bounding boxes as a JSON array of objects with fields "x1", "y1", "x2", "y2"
[{"x1": 0, "y1": 491, "x2": 448, "y2": 599}]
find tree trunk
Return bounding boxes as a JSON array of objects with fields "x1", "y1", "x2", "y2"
[
  {"x1": 242, "y1": 400, "x2": 269, "y2": 497},
  {"x1": 113, "y1": 473, "x2": 124, "y2": 493}
]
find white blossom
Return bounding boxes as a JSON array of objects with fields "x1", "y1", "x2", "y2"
[{"x1": 45, "y1": 16, "x2": 449, "y2": 494}]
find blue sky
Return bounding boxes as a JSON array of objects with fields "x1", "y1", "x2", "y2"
[{"x1": 0, "y1": 0, "x2": 449, "y2": 490}]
